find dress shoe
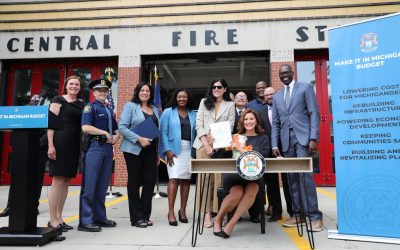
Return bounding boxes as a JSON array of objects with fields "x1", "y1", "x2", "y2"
[
  {"x1": 131, "y1": 220, "x2": 147, "y2": 228},
  {"x1": 178, "y1": 210, "x2": 188, "y2": 223},
  {"x1": 78, "y1": 224, "x2": 102, "y2": 232},
  {"x1": 250, "y1": 217, "x2": 260, "y2": 223},
  {"x1": 168, "y1": 215, "x2": 178, "y2": 226},
  {"x1": 0, "y1": 207, "x2": 10, "y2": 217},
  {"x1": 265, "y1": 205, "x2": 273, "y2": 216},
  {"x1": 282, "y1": 216, "x2": 306, "y2": 227},
  {"x1": 94, "y1": 219, "x2": 117, "y2": 227},
  {"x1": 145, "y1": 220, "x2": 153, "y2": 226},
  {"x1": 62, "y1": 222, "x2": 74, "y2": 230},
  {"x1": 307, "y1": 219, "x2": 324, "y2": 232},
  {"x1": 53, "y1": 236, "x2": 66, "y2": 241},
  {"x1": 268, "y1": 214, "x2": 283, "y2": 222}
]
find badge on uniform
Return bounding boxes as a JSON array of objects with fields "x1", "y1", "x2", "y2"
[
  {"x1": 236, "y1": 151, "x2": 266, "y2": 181},
  {"x1": 83, "y1": 105, "x2": 92, "y2": 113}
]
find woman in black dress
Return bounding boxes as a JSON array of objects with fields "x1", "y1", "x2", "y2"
[
  {"x1": 213, "y1": 109, "x2": 270, "y2": 238},
  {"x1": 47, "y1": 75, "x2": 84, "y2": 231}
]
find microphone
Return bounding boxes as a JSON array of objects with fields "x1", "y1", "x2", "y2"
[{"x1": 37, "y1": 97, "x2": 44, "y2": 106}]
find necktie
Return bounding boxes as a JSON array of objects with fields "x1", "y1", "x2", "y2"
[
  {"x1": 285, "y1": 86, "x2": 291, "y2": 109},
  {"x1": 238, "y1": 110, "x2": 242, "y2": 117},
  {"x1": 268, "y1": 106, "x2": 272, "y2": 125}
]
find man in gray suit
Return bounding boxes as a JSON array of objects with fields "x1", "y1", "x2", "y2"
[{"x1": 271, "y1": 64, "x2": 323, "y2": 232}]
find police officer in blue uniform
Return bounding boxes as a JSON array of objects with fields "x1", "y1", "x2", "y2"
[{"x1": 79, "y1": 79, "x2": 120, "y2": 232}]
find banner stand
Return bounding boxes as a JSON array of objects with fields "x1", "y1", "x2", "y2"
[
  {"x1": 326, "y1": 12, "x2": 400, "y2": 243},
  {"x1": 0, "y1": 108, "x2": 63, "y2": 246},
  {"x1": 328, "y1": 230, "x2": 400, "y2": 245}
]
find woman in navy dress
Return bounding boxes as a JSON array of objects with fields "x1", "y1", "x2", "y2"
[{"x1": 213, "y1": 109, "x2": 270, "y2": 238}]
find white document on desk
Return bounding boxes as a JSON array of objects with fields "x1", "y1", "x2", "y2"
[{"x1": 210, "y1": 121, "x2": 232, "y2": 149}]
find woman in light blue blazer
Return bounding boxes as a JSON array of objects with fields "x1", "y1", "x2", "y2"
[
  {"x1": 119, "y1": 82, "x2": 160, "y2": 228},
  {"x1": 160, "y1": 88, "x2": 196, "y2": 226}
]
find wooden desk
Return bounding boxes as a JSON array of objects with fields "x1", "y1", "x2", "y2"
[
  {"x1": 190, "y1": 157, "x2": 315, "y2": 248},
  {"x1": 190, "y1": 157, "x2": 313, "y2": 174}
]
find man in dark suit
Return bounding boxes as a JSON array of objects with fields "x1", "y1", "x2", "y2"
[
  {"x1": 232, "y1": 91, "x2": 247, "y2": 134},
  {"x1": 259, "y1": 87, "x2": 293, "y2": 222},
  {"x1": 271, "y1": 64, "x2": 323, "y2": 232}
]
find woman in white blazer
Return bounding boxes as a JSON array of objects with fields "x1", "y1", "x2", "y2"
[{"x1": 193, "y1": 79, "x2": 235, "y2": 227}]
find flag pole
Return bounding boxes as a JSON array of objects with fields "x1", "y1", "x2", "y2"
[
  {"x1": 104, "y1": 67, "x2": 123, "y2": 199},
  {"x1": 153, "y1": 65, "x2": 167, "y2": 199}
]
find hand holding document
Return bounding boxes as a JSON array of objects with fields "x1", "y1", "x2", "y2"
[{"x1": 210, "y1": 121, "x2": 232, "y2": 149}]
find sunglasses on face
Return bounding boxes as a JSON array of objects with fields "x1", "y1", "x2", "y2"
[
  {"x1": 31, "y1": 98, "x2": 40, "y2": 102},
  {"x1": 212, "y1": 85, "x2": 223, "y2": 90}
]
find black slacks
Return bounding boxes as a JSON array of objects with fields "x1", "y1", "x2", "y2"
[
  {"x1": 123, "y1": 147, "x2": 157, "y2": 223},
  {"x1": 264, "y1": 173, "x2": 293, "y2": 217}
]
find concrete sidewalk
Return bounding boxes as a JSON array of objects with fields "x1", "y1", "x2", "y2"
[{"x1": 0, "y1": 185, "x2": 398, "y2": 250}]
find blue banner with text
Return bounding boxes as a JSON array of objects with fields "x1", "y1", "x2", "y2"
[
  {"x1": 0, "y1": 106, "x2": 48, "y2": 129},
  {"x1": 329, "y1": 13, "x2": 400, "y2": 238}
]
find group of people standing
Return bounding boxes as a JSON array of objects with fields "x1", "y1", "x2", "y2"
[
  {"x1": 196, "y1": 64, "x2": 324, "y2": 238},
  {"x1": 1, "y1": 63, "x2": 323, "y2": 239},
  {"x1": 44, "y1": 78, "x2": 198, "y2": 234}
]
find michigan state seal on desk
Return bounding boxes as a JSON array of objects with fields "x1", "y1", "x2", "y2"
[{"x1": 236, "y1": 151, "x2": 265, "y2": 180}]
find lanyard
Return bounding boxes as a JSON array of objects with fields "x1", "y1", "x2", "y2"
[{"x1": 104, "y1": 106, "x2": 113, "y2": 135}]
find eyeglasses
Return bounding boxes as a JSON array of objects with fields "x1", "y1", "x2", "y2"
[
  {"x1": 212, "y1": 85, "x2": 223, "y2": 90},
  {"x1": 31, "y1": 98, "x2": 40, "y2": 102}
]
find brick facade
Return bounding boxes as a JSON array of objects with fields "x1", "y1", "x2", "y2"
[{"x1": 114, "y1": 66, "x2": 141, "y2": 187}]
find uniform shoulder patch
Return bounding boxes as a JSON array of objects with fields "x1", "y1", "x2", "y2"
[{"x1": 83, "y1": 105, "x2": 92, "y2": 113}]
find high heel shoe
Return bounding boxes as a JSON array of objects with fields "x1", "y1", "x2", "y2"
[
  {"x1": 47, "y1": 221, "x2": 54, "y2": 228},
  {"x1": 48, "y1": 221, "x2": 67, "y2": 232},
  {"x1": 213, "y1": 221, "x2": 222, "y2": 237},
  {"x1": 178, "y1": 210, "x2": 188, "y2": 223},
  {"x1": 168, "y1": 215, "x2": 178, "y2": 226},
  {"x1": 203, "y1": 213, "x2": 213, "y2": 228},
  {"x1": 62, "y1": 221, "x2": 74, "y2": 230},
  {"x1": 220, "y1": 229, "x2": 231, "y2": 239},
  {"x1": 213, "y1": 231, "x2": 222, "y2": 237}
]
